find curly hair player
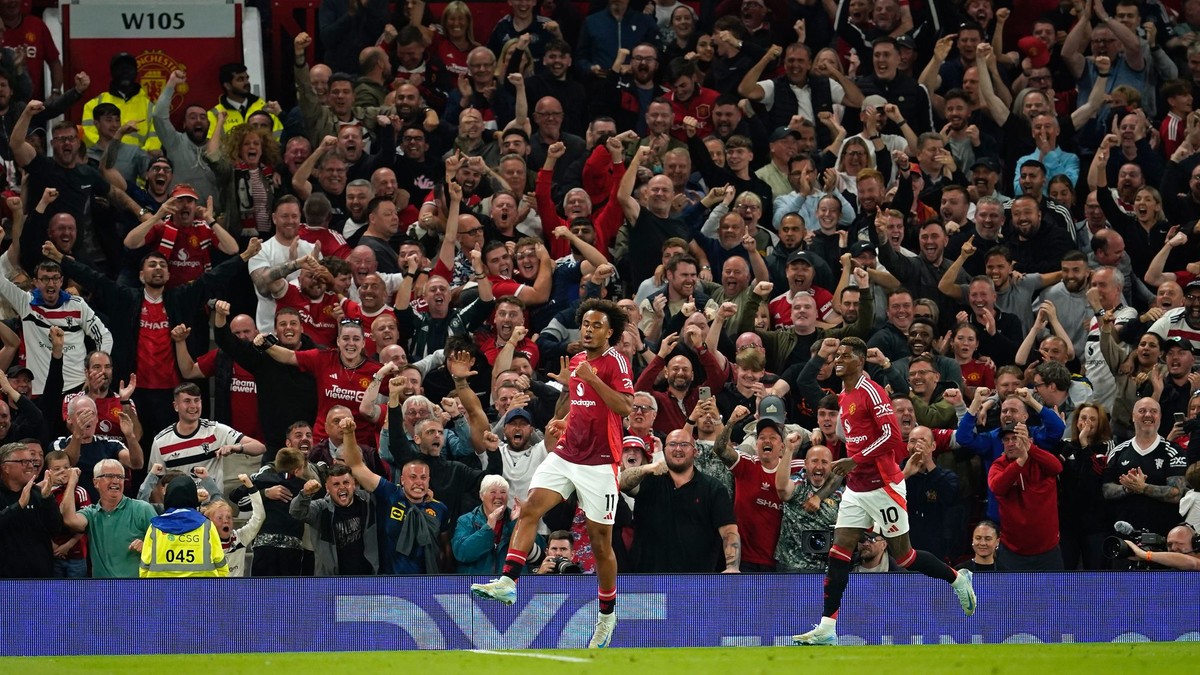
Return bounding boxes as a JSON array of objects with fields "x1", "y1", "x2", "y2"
[
  {"x1": 794, "y1": 337, "x2": 977, "y2": 646},
  {"x1": 470, "y1": 298, "x2": 634, "y2": 649}
]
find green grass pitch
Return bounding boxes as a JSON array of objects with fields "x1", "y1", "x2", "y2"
[{"x1": 9, "y1": 643, "x2": 1200, "y2": 674}]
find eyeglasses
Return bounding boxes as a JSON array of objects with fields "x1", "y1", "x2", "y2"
[
  {"x1": 736, "y1": 203, "x2": 761, "y2": 210},
  {"x1": 665, "y1": 441, "x2": 694, "y2": 449},
  {"x1": 37, "y1": 275, "x2": 62, "y2": 283},
  {"x1": 630, "y1": 56, "x2": 657, "y2": 63},
  {"x1": 535, "y1": 111, "x2": 563, "y2": 118},
  {"x1": 1032, "y1": 380, "x2": 1047, "y2": 388},
  {"x1": 460, "y1": 227, "x2": 484, "y2": 236},
  {"x1": 51, "y1": 136, "x2": 77, "y2": 144},
  {"x1": 3, "y1": 459, "x2": 39, "y2": 466},
  {"x1": 95, "y1": 473, "x2": 125, "y2": 480},
  {"x1": 630, "y1": 404, "x2": 655, "y2": 413},
  {"x1": 908, "y1": 370, "x2": 936, "y2": 377}
]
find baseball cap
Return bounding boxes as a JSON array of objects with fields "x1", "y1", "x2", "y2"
[
  {"x1": 110, "y1": 52, "x2": 137, "y2": 70},
  {"x1": 5, "y1": 365, "x2": 32, "y2": 380},
  {"x1": 895, "y1": 34, "x2": 916, "y2": 51},
  {"x1": 170, "y1": 184, "x2": 200, "y2": 200},
  {"x1": 92, "y1": 103, "x2": 120, "y2": 120},
  {"x1": 849, "y1": 241, "x2": 875, "y2": 257},
  {"x1": 862, "y1": 94, "x2": 888, "y2": 110},
  {"x1": 1185, "y1": 279, "x2": 1200, "y2": 293},
  {"x1": 622, "y1": 435, "x2": 651, "y2": 461},
  {"x1": 787, "y1": 250, "x2": 817, "y2": 266},
  {"x1": 999, "y1": 422, "x2": 1018, "y2": 437},
  {"x1": 1017, "y1": 36, "x2": 1051, "y2": 69},
  {"x1": 149, "y1": 156, "x2": 173, "y2": 170},
  {"x1": 758, "y1": 395, "x2": 786, "y2": 425},
  {"x1": 1163, "y1": 336, "x2": 1191, "y2": 352},
  {"x1": 971, "y1": 156, "x2": 1002, "y2": 174},
  {"x1": 769, "y1": 126, "x2": 801, "y2": 142},
  {"x1": 502, "y1": 408, "x2": 533, "y2": 425}
]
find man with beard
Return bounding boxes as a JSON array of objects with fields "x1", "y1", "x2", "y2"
[
  {"x1": 940, "y1": 89, "x2": 996, "y2": 173},
  {"x1": 248, "y1": 197, "x2": 316, "y2": 332},
  {"x1": 710, "y1": 405, "x2": 784, "y2": 572},
  {"x1": 214, "y1": 303, "x2": 316, "y2": 458},
  {"x1": 56, "y1": 242, "x2": 260, "y2": 439},
  {"x1": 11, "y1": 105, "x2": 147, "y2": 274},
  {"x1": 123, "y1": 185, "x2": 241, "y2": 288},
  {"x1": 82, "y1": 52, "x2": 160, "y2": 152},
  {"x1": 356, "y1": 197, "x2": 401, "y2": 275},
  {"x1": 341, "y1": 180, "x2": 374, "y2": 245},
  {"x1": 291, "y1": 464, "x2": 379, "y2": 575},
  {"x1": 292, "y1": 136, "x2": 350, "y2": 230},
  {"x1": 207, "y1": 62, "x2": 282, "y2": 140},
  {"x1": 1002, "y1": 194, "x2": 1073, "y2": 275},
  {"x1": 397, "y1": 267, "x2": 495, "y2": 361},
  {"x1": 620, "y1": 427, "x2": 739, "y2": 573},
  {"x1": 110, "y1": 156, "x2": 175, "y2": 218},
  {"x1": 639, "y1": 253, "x2": 704, "y2": 335},
  {"x1": 389, "y1": 354, "x2": 503, "y2": 524},
  {"x1": 293, "y1": 34, "x2": 379, "y2": 147},
  {"x1": 1033, "y1": 251, "x2": 1093, "y2": 358},
  {"x1": 595, "y1": 42, "x2": 670, "y2": 136},
  {"x1": 776, "y1": 442, "x2": 842, "y2": 572},
  {"x1": 273, "y1": 257, "x2": 352, "y2": 348},
  {"x1": 460, "y1": 367, "x2": 548, "y2": 514},
  {"x1": 875, "y1": 215, "x2": 967, "y2": 330},
  {"x1": 635, "y1": 330, "x2": 726, "y2": 436},
  {"x1": 943, "y1": 244, "x2": 1059, "y2": 334},
  {"x1": 526, "y1": 41, "x2": 587, "y2": 137},
  {"x1": 889, "y1": 318, "x2": 963, "y2": 390},
  {"x1": 61, "y1": 351, "x2": 138, "y2": 445}
]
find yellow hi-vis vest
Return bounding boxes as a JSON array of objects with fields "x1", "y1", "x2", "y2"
[
  {"x1": 82, "y1": 91, "x2": 161, "y2": 152},
  {"x1": 139, "y1": 520, "x2": 229, "y2": 578}
]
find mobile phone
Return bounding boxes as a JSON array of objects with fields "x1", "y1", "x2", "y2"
[
  {"x1": 1175, "y1": 413, "x2": 1185, "y2": 424},
  {"x1": 699, "y1": 386, "x2": 711, "y2": 400}
]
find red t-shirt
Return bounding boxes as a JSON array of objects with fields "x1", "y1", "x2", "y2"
[
  {"x1": 298, "y1": 224, "x2": 351, "y2": 260},
  {"x1": 488, "y1": 275, "x2": 529, "y2": 300},
  {"x1": 137, "y1": 297, "x2": 178, "y2": 390},
  {"x1": 768, "y1": 287, "x2": 835, "y2": 328},
  {"x1": 196, "y1": 350, "x2": 262, "y2": 441},
  {"x1": 3, "y1": 16, "x2": 59, "y2": 99},
  {"x1": 51, "y1": 484, "x2": 89, "y2": 559},
  {"x1": 62, "y1": 392, "x2": 130, "y2": 444},
  {"x1": 477, "y1": 333, "x2": 541, "y2": 369},
  {"x1": 143, "y1": 220, "x2": 220, "y2": 288},
  {"x1": 730, "y1": 455, "x2": 783, "y2": 566},
  {"x1": 555, "y1": 348, "x2": 634, "y2": 466},
  {"x1": 839, "y1": 373, "x2": 907, "y2": 493},
  {"x1": 959, "y1": 360, "x2": 995, "y2": 391},
  {"x1": 668, "y1": 87, "x2": 720, "y2": 142},
  {"x1": 343, "y1": 303, "x2": 395, "y2": 355},
  {"x1": 294, "y1": 349, "x2": 383, "y2": 447},
  {"x1": 431, "y1": 31, "x2": 470, "y2": 80},
  {"x1": 276, "y1": 283, "x2": 345, "y2": 348}
]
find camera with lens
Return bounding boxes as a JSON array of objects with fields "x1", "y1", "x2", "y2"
[
  {"x1": 800, "y1": 529, "x2": 833, "y2": 557},
  {"x1": 1103, "y1": 521, "x2": 1167, "y2": 563},
  {"x1": 547, "y1": 556, "x2": 583, "y2": 574}
]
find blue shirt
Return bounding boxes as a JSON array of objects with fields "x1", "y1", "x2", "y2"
[
  {"x1": 373, "y1": 477, "x2": 449, "y2": 574},
  {"x1": 1013, "y1": 147, "x2": 1080, "y2": 195}
]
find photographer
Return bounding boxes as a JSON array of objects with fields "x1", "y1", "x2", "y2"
[
  {"x1": 775, "y1": 441, "x2": 841, "y2": 573},
  {"x1": 535, "y1": 530, "x2": 582, "y2": 574},
  {"x1": 1124, "y1": 525, "x2": 1200, "y2": 571}
]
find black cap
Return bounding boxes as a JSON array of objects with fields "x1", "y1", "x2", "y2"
[
  {"x1": 110, "y1": 52, "x2": 137, "y2": 70},
  {"x1": 970, "y1": 156, "x2": 1002, "y2": 173},
  {"x1": 5, "y1": 365, "x2": 32, "y2": 380},
  {"x1": 999, "y1": 422, "x2": 1018, "y2": 437},
  {"x1": 895, "y1": 34, "x2": 916, "y2": 51},
  {"x1": 769, "y1": 126, "x2": 801, "y2": 143},
  {"x1": 502, "y1": 408, "x2": 533, "y2": 425},
  {"x1": 756, "y1": 417, "x2": 783, "y2": 437},
  {"x1": 787, "y1": 250, "x2": 817, "y2": 266},
  {"x1": 1163, "y1": 335, "x2": 1191, "y2": 352},
  {"x1": 849, "y1": 241, "x2": 875, "y2": 257}
]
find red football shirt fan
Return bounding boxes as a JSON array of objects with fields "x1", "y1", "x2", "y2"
[{"x1": 294, "y1": 349, "x2": 383, "y2": 447}]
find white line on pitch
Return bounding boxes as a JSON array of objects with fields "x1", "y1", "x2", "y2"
[{"x1": 469, "y1": 649, "x2": 590, "y2": 663}]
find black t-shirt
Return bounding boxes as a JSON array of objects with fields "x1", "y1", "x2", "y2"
[
  {"x1": 333, "y1": 499, "x2": 373, "y2": 575},
  {"x1": 395, "y1": 155, "x2": 441, "y2": 206},
  {"x1": 629, "y1": 470, "x2": 736, "y2": 573},
  {"x1": 628, "y1": 209, "x2": 688, "y2": 289},
  {"x1": 21, "y1": 154, "x2": 111, "y2": 272},
  {"x1": 1102, "y1": 438, "x2": 1188, "y2": 535}
]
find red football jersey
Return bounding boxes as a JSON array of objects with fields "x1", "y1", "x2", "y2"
[
  {"x1": 768, "y1": 288, "x2": 835, "y2": 328},
  {"x1": 136, "y1": 297, "x2": 178, "y2": 390},
  {"x1": 195, "y1": 350, "x2": 262, "y2": 441},
  {"x1": 276, "y1": 283, "x2": 344, "y2": 348},
  {"x1": 838, "y1": 373, "x2": 906, "y2": 492},
  {"x1": 730, "y1": 455, "x2": 783, "y2": 566},
  {"x1": 555, "y1": 348, "x2": 634, "y2": 466},
  {"x1": 294, "y1": 349, "x2": 383, "y2": 447}
]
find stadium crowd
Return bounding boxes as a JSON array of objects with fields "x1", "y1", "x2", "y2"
[{"x1": 2, "y1": 0, "x2": 1200, "y2": 578}]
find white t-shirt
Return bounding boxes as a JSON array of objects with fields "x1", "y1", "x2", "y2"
[
  {"x1": 148, "y1": 419, "x2": 245, "y2": 487},
  {"x1": 248, "y1": 236, "x2": 314, "y2": 332}
]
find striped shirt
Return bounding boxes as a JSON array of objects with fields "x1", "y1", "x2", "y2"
[{"x1": 148, "y1": 419, "x2": 245, "y2": 487}]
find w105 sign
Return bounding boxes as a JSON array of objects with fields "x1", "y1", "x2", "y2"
[{"x1": 68, "y1": 2, "x2": 237, "y2": 38}]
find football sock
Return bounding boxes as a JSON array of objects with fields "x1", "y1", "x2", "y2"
[
  {"x1": 897, "y1": 548, "x2": 957, "y2": 583},
  {"x1": 822, "y1": 545, "x2": 853, "y2": 619},
  {"x1": 598, "y1": 586, "x2": 617, "y2": 615},
  {"x1": 501, "y1": 550, "x2": 527, "y2": 581}
]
